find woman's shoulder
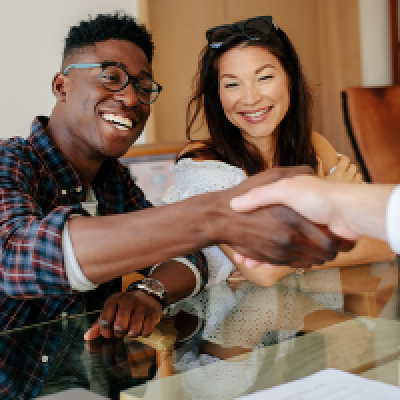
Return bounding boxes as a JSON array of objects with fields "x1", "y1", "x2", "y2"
[
  {"x1": 177, "y1": 141, "x2": 216, "y2": 162},
  {"x1": 173, "y1": 157, "x2": 246, "y2": 179},
  {"x1": 175, "y1": 141, "x2": 245, "y2": 176},
  {"x1": 312, "y1": 132, "x2": 340, "y2": 174},
  {"x1": 163, "y1": 157, "x2": 246, "y2": 204}
]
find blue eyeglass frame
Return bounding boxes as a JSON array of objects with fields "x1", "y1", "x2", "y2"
[{"x1": 63, "y1": 62, "x2": 162, "y2": 104}]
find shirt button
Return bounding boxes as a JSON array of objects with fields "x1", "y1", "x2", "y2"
[
  {"x1": 61, "y1": 189, "x2": 67, "y2": 195},
  {"x1": 76, "y1": 186, "x2": 82, "y2": 193},
  {"x1": 42, "y1": 355, "x2": 49, "y2": 363}
]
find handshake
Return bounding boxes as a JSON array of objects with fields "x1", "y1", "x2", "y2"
[{"x1": 227, "y1": 165, "x2": 392, "y2": 269}]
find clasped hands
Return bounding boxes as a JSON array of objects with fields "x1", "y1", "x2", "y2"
[{"x1": 221, "y1": 165, "x2": 355, "y2": 269}]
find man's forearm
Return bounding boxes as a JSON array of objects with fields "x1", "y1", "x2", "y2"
[
  {"x1": 68, "y1": 193, "x2": 217, "y2": 284},
  {"x1": 69, "y1": 167, "x2": 356, "y2": 284}
]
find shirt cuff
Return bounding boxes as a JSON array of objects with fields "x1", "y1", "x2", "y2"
[
  {"x1": 148, "y1": 257, "x2": 201, "y2": 298},
  {"x1": 62, "y1": 219, "x2": 99, "y2": 292},
  {"x1": 386, "y1": 185, "x2": 400, "y2": 254}
]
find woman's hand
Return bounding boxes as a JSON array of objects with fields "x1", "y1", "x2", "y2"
[
  {"x1": 222, "y1": 243, "x2": 293, "y2": 288},
  {"x1": 320, "y1": 155, "x2": 363, "y2": 183},
  {"x1": 227, "y1": 266, "x2": 293, "y2": 290},
  {"x1": 227, "y1": 269, "x2": 247, "y2": 282}
]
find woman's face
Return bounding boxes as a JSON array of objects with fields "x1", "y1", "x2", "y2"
[{"x1": 218, "y1": 45, "x2": 290, "y2": 140}]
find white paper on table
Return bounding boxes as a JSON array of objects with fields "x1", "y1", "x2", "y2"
[{"x1": 237, "y1": 368, "x2": 400, "y2": 399}]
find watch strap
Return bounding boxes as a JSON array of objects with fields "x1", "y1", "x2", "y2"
[{"x1": 126, "y1": 278, "x2": 167, "y2": 310}]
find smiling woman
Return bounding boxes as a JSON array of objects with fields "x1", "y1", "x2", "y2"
[
  {"x1": 162, "y1": 14, "x2": 395, "y2": 290},
  {"x1": 217, "y1": 45, "x2": 290, "y2": 163}
]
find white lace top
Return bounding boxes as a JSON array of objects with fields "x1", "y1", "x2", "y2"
[
  {"x1": 162, "y1": 159, "x2": 343, "y2": 349},
  {"x1": 163, "y1": 159, "x2": 246, "y2": 285}
]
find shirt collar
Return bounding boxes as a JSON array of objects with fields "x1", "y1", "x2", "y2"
[
  {"x1": 28, "y1": 116, "x2": 84, "y2": 193},
  {"x1": 28, "y1": 116, "x2": 122, "y2": 194}
]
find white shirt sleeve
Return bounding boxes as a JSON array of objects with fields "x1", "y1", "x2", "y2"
[
  {"x1": 62, "y1": 219, "x2": 99, "y2": 292},
  {"x1": 62, "y1": 222, "x2": 201, "y2": 294},
  {"x1": 62, "y1": 184, "x2": 202, "y2": 293},
  {"x1": 386, "y1": 184, "x2": 400, "y2": 254}
]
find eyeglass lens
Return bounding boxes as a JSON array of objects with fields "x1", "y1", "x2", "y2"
[{"x1": 100, "y1": 65, "x2": 158, "y2": 103}]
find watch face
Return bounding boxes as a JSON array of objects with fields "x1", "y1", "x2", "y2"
[
  {"x1": 143, "y1": 278, "x2": 165, "y2": 294},
  {"x1": 127, "y1": 278, "x2": 167, "y2": 309}
]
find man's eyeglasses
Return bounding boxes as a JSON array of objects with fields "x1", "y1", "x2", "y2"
[
  {"x1": 63, "y1": 62, "x2": 162, "y2": 104},
  {"x1": 206, "y1": 16, "x2": 277, "y2": 49}
]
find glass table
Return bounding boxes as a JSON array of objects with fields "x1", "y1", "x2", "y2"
[{"x1": 1, "y1": 259, "x2": 399, "y2": 399}]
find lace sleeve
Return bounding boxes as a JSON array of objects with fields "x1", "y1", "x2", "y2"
[{"x1": 162, "y1": 159, "x2": 247, "y2": 286}]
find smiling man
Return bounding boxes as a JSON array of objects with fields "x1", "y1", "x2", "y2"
[{"x1": 0, "y1": 12, "x2": 353, "y2": 399}]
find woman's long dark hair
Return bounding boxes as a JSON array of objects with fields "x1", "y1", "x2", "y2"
[{"x1": 181, "y1": 25, "x2": 317, "y2": 176}]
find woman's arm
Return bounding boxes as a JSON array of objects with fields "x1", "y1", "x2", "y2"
[
  {"x1": 313, "y1": 132, "x2": 363, "y2": 182},
  {"x1": 164, "y1": 146, "x2": 297, "y2": 288},
  {"x1": 312, "y1": 132, "x2": 396, "y2": 265},
  {"x1": 222, "y1": 133, "x2": 394, "y2": 285},
  {"x1": 310, "y1": 237, "x2": 395, "y2": 270},
  {"x1": 220, "y1": 244, "x2": 293, "y2": 287}
]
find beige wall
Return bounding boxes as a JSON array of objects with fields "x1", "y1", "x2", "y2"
[
  {"x1": 359, "y1": 0, "x2": 392, "y2": 86},
  {"x1": 0, "y1": 0, "x2": 143, "y2": 141},
  {"x1": 398, "y1": 0, "x2": 400, "y2": 81},
  {"x1": 317, "y1": 0, "x2": 362, "y2": 157},
  {"x1": 147, "y1": 0, "x2": 362, "y2": 161},
  {"x1": 0, "y1": 0, "x2": 393, "y2": 155}
]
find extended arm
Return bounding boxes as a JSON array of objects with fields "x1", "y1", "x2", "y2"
[
  {"x1": 231, "y1": 175, "x2": 397, "y2": 247},
  {"x1": 312, "y1": 133, "x2": 394, "y2": 265},
  {"x1": 1, "y1": 142, "x2": 353, "y2": 299}
]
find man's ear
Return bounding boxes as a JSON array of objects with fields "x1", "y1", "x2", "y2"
[{"x1": 52, "y1": 73, "x2": 68, "y2": 101}]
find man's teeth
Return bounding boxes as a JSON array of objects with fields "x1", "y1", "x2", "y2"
[
  {"x1": 102, "y1": 113, "x2": 133, "y2": 130},
  {"x1": 243, "y1": 106, "x2": 272, "y2": 118}
]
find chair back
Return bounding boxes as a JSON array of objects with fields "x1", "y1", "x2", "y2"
[{"x1": 341, "y1": 85, "x2": 400, "y2": 183}]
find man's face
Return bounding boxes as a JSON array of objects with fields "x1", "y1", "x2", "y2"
[{"x1": 61, "y1": 39, "x2": 152, "y2": 159}]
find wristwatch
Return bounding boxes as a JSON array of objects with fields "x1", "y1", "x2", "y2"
[{"x1": 126, "y1": 277, "x2": 167, "y2": 310}]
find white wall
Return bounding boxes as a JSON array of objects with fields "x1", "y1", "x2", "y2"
[
  {"x1": 0, "y1": 0, "x2": 147, "y2": 142},
  {"x1": 359, "y1": 0, "x2": 392, "y2": 86}
]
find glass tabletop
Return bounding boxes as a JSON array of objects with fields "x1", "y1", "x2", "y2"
[{"x1": 1, "y1": 259, "x2": 399, "y2": 400}]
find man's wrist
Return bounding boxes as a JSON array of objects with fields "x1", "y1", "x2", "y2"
[
  {"x1": 198, "y1": 190, "x2": 232, "y2": 244},
  {"x1": 126, "y1": 277, "x2": 167, "y2": 310},
  {"x1": 149, "y1": 258, "x2": 201, "y2": 297}
]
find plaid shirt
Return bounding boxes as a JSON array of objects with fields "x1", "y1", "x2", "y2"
[{"x1": 0, "y1": 116, "x2": 208, "y2": 399}]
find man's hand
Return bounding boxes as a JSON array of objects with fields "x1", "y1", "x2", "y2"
[
  {"x1": 231, "y1": 174, "x2": 358, "y2": 239},
  {"x1": 214, "y1": 166, "x2": 355, "y2": 269},
  {"x1": 84, "y1": 291, "x2": 163, "y2": 340},
  {"x1": 85, "y1": 337, "x2": 155, "y2": 379}
]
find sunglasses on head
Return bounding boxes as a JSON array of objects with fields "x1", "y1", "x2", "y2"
[{"x1": 206, "y1": 16, "x2": 277, "y2": 49}]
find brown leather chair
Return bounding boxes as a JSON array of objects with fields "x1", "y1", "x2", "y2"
[{"x1": 341, "y1": 85, "x2": 400, "y2": 183}]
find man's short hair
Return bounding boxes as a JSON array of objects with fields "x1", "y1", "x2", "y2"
[{"x1": 63, "y1": 11, "x2": 154, "y2": 63}]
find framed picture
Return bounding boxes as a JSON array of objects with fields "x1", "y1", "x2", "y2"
[{"x1": 120, "y1": 143, "x2": 184, "y2": 206}]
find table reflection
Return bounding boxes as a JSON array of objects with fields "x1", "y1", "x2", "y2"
[{"x1": 1, "y1": 259, "x2": 398, "y2": 399}]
